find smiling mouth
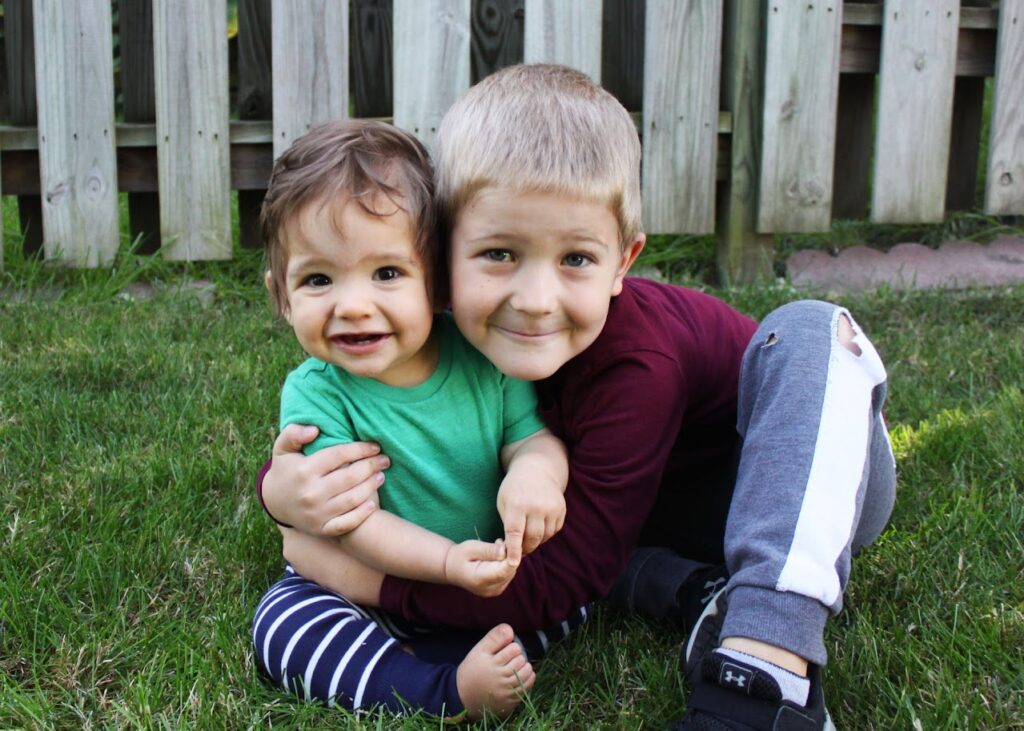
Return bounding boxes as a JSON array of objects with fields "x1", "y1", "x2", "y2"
[
  {"x1": 330, "y1": 333, "x2": 391, "y2": 352},
  {"x1": 494, "y1": 325, "x2": 559, "y2": 340}
]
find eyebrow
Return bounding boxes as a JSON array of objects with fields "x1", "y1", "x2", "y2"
[{"x1": 465, "y1": 230, "x2": 611, "y2": 248}]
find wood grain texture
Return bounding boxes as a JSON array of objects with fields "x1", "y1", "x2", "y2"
[
  {"x1": 717, "y1": 0, "x2": 773, "y2": 283},
  {"x1": 872, "y1": 0, "x2": 959, "y2": 223},
  {"x1": 33, "y1": 0, "x2": 120, "y2": 266},
  {"x1": 272, "y1": 0, "x2": 349, "y2": 158},
  {"x1": 471, "y1": 0, "x2": 524, "y2": 82},
  {"x1": 352, "y1": 0, "x2": 393, "y2": 116},
  {"x1": 985, "y1": 0, "x2": 1024, "y2": 214},
  {"x1": 642, "y1": 0, "x2": 722, "y2": 234},
  {"x1": 602, "y1": 0, "x2": 644, "y2": 111},
  {"x1": 523, "y1": 0, "x2": 601, "y2": 81},
  {"x1": 393, "y1": 0, "x2": 471, "y2": 148},
  {"x1": 153, "y1": 0, "x2": 231, "y2": 260},
  {"x1": 757, "y1": 1, "x2": 842, "y2": 233},
  {"x1": 238, "y1": 0, "x2": 273, "y2": 120}
]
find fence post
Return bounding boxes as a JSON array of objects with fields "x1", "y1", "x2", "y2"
[
  {"x1": 271, "y1": 0, "x2": 349, "y2": 160},
  {"x1": 34, "y1": 0, "x2": 121, "y2": 266},
  {"x1": 716, "y1": 0, "x2": 773, "y2": 284},
  {"x1": 985, "y1": 0, "x2": 1024, "y2": 215},
  {"x1": 642, "y1": 0, "x2": 722, "y2": 235},
  {"x1": 523, "y1": 0, "x2": 602, "y2": 81},
  {"x1": 153, "y1": 0, "x2": 231, "y2": 261},
  {"x1": 393, "y1": 0, "x2": 470, "y2": 149}
]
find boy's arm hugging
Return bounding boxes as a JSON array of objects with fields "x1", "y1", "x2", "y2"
[{"x1": 496, "y1": 427, "x2": 568, "y2": 566}]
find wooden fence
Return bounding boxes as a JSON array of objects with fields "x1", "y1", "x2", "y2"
[{"x1": 0, "y1": 0, "x2": 1022, "y2": 282}]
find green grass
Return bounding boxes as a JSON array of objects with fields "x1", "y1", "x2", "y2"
[{"x1": 2, "y1": 214, "x2": 1023, "y2": 729}]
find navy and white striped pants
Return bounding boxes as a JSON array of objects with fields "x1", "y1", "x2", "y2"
[{"x1": 252, "y1": 567, "x2": 587, "y2": 715}]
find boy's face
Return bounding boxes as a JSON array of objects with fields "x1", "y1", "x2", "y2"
[
  {"x1": 278, "y1": 197, "x2": 437, "y2": 387},
  {"x1": 449, "y1": 189, "x2": 644, "y2": 381}
]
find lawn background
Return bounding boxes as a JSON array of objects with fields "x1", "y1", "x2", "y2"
[{"x1": 1, "y1": 199, "x2": 1022, "y2": 728}]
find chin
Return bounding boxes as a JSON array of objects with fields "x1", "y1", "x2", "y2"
[{"x1": 494, "y1": 357, "x2": 560, "y2": 382}]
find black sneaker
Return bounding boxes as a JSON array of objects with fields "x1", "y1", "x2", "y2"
[
  {"x1": 673, "y1": 652, "x2": 835, "y2": 731},
  {"x1": 606, "y1": 548, "x2": 729, "y2": 631},
  {"x1": 675, "y1": 589, "x2": 835, "y2": 730}
]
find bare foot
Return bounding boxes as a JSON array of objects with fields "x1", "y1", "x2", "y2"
[{"x1": 455, "y1": 624, "x2": 535, "y2": 720}]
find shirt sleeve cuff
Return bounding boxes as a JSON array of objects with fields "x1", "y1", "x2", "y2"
[{"x1": 255, "y1": 458, "x2": 294, "y2": 528}]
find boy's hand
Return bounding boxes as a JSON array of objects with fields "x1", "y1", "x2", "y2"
[
  {"x1": 264, "y1": 424, "x2": 390, "y2": 536},
  {"x1": 496, "y1": 477, "x2": 567, "y2": 566},
  {"x1": 444, "y1": 539, "x2": 517, "y2": 597}
]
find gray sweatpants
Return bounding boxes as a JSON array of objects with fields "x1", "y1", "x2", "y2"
[{"x1": 723, "y1": 300, "x2": 896, "y2": 665}]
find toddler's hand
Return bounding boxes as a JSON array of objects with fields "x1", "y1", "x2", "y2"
[{"x1": 444, "y1": 539, "x2": 516, "y2": 597}]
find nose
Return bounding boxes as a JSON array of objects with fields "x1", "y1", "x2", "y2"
[
  {"x1": 333, "y1": 283, "x2": 373, "y2": 320},
  {"x1": 508, "y1": 264, "x2": 558, "y2": 316}
]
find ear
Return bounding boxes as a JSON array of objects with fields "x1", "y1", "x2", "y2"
[{"x1": 610, "y1": 234, "x2": 646, "y2": 296}]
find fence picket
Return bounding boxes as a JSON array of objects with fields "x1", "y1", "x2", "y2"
[
  {"x1": 153, "y1": 0, "x2": 231, "y2": 261},
  {"x1": 33, "y1": 0, "x2": 120, "y2": 266},
  {"x1": 523, "y1": 0, "x2": 601, "y2": 81},
  {"x1": 642, "y1": 0, "x2": 721, "y2": 234},
  {"x1": 393, "y1": 0, "x2": 471, "y2": 148},
  {"x1": 272, "y1": 0, "x2": 349, "y2": 159},
  {"x1": 985, "y1": 0, "x2": 1024, "y2": 215},
  {"x1": 872, "y1": 0, "x2": 960, "y2": 223},
  {"x1": 757, "y1": 1, "x2": 842, "y2": 233}
]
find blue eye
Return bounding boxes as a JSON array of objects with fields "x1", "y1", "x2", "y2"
[
  {"x1": 483, "y1": 249, "x2": 514, "y2": 263},
  {"x1": 563, "y1": 253, "x2": 592, "y2": 268},
  {"x1": 374, "y1": 267, "x2": 401, "y2": 282}
]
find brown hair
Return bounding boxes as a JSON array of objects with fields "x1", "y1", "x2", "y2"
[
  {"x1": 435, "y1": 64, "x2": 642, "y2": 248},
  {"x1": 261, "y1": 119, "x2": 440, "y2": 316}
]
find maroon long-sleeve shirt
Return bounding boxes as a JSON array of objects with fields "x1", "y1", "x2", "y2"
[{"x1": 377, "y1": 278, "x2": 757, "y2": 630}]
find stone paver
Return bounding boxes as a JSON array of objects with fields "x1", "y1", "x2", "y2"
[{"x1": 786, "y1": 236, "x2": 1024, "y2": 293}]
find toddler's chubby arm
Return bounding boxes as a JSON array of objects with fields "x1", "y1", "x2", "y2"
[
  {"x1": 282, "y1": 525, "x2": 515, "y2": 602},
  {"x1": 331, "y1": 495, "x2": 517, "y2": 597},
  {"x1": 261, "y1": 425, "x2": 516, "y2": 597},
  {"x1": 497, "y1": 428, "x2": 569, "y2": 566}
]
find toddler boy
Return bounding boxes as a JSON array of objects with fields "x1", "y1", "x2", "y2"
[{"x1": 252, "y1": 118, "x2": 578, "y2": 719}]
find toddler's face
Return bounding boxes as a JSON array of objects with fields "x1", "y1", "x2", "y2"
[
  {"x1": 281, "y1": 197, "x2": 437, "y2": 387},
  {"x1": 449, "y1": 189, "x2": 644, "y2": 381}
]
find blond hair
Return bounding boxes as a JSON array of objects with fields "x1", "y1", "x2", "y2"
[
  {"x1": 261, "y1": 119, "x2": 439, "y2": 316},
  {"x1": 435, "y1": 64, "x2": 642, "y2": 247}
]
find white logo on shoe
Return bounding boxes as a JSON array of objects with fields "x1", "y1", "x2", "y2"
[
  {"x1": 701, "y1": 577, "x2": 726, "y2": 604},
  {"x1": 723, "y1": 670, "x2": 747, "y2": 688},
  {"x1": 720, "y1": 662, "x2": 752, "y2": 692}
]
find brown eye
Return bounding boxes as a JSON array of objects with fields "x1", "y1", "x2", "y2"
[{"x1": 373, "y1": 267, "x2": 401, "y2": 282}]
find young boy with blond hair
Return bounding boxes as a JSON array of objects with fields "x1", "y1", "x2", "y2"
[
  {"x1": 252, "y1": 118, "x2": 583, "y2": 719},
  {"x1": 262, "y1": 65, "x2": 896, "y2": 730}
]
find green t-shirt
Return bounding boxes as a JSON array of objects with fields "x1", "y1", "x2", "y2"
[{"x1": 279, "y1": 313, "x2": 545, "y2": 543}]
